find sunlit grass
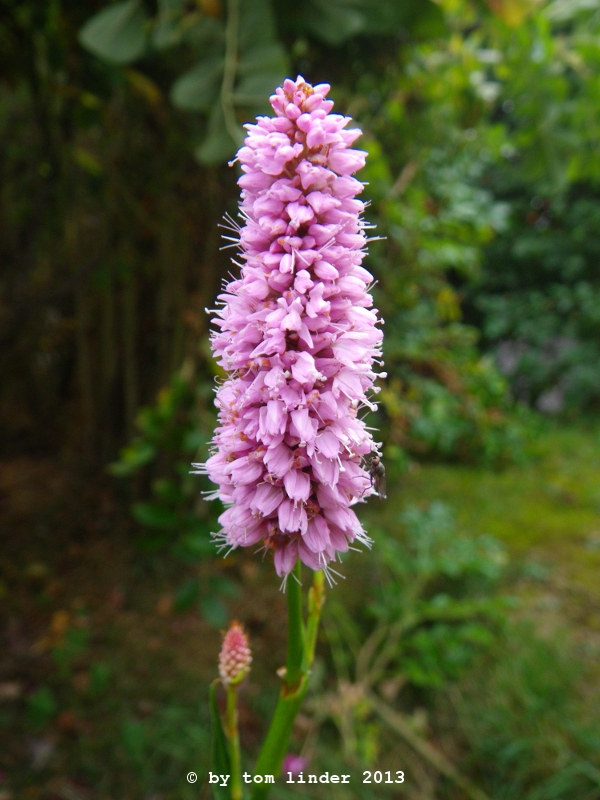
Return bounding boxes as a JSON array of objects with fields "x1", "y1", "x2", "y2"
[{"x1": 361, "y1": 420, "x2": 600, "y2": 599}]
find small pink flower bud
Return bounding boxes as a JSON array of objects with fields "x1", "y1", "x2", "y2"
[{"x1": 218, "y1": 621, "x2": 252, "y2": 686}]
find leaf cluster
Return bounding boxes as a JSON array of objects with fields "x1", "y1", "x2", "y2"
[{"x1": 78, "y1": 0, "x2": 444, "y2": 163}]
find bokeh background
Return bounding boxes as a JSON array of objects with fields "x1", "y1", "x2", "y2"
[{"x1": 2, "y1": 0, "x2": 600, "y2": 798}]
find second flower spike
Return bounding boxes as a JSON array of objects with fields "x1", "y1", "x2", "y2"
[{"x1": 219, "y1": 620, "x2": 252, "y2": 686}]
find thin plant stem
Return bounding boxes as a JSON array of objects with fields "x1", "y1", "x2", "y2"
[
  {"x1": 226, "y1": 684, "x2": 243, "y2": 800},
  {"x1": 251, "y1": 569, "x2": 325, "y2": 800},
  {"x1": 286, "y1": 560, "x2": 304, "y2": 689}
]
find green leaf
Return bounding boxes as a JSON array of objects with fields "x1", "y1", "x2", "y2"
[
  {"x1": 152, "y1": 478, "x2": 184, "y2": 504},
  {"x1": 233, "y1": 74, "x2": 281, "y2": 108},
  {"x1": 209, "y1": 682, "x2": 232, "y2": 800},
  {"x1": 27, "y1": 686, "x2": 57, "y2": 728},
  {"x1": 238, "y1": 0, "x2": 278, "y2": 51},
  {"x1": 201, "y1": 595, "x2": 229, "y2": 627},
  {"x1": 132, "y1": 502, "x2": 178, "y2": 528},
  {"x1": 407, "y1": 1, "x2": 445, "y2": 39},
  {"x1": 179, "y1": 531, "x2": 215, "y2": 559},
  {"x1": 305, "y1": 0, "x2": 365, "y2": 45},
  {"x1": 122, "y1": 719, "x2": 147, "y2": 760},
  {"x1": 366, "y1": 0, "x2": 444, "y2": 36},
  {"x1": 174, "y1": 578, "x2": 199, "y2": 611},
  {"x1": 234, "y1": 43, "x2": 287, "y2": 108},
  {"x1": 79, "y1": 0, "x2": 149, "y2": 65},
  {"x1": 195, "y1": 103, "x2": 237, "y2": 165},
  {"x1": 135, "y1": 532, "x2": 170, "y2": 551},
  {"x1": 108, "y1": 440, "x2": 156, "y2": 476},
  {"x1": 73, "y1": 147, "x2": 103, "y2": 176},
  {"x1": 210, "y1": 575, "x2": 240, "y2": 598},
  {"x1": 238, "y1": 43, "x2": 287, "y2": 76},
  {"x1": 182, "y1": 427, "x2": 206, "y2": 451},
  {"x1": 152, "y1": 0, "x2": 185, "y2": 49},
  {"x1": 170, "y1": 56, "x2": 224, "y2": 111},
  {"x1": 184, "y1": 15, "x2": 227, "y2": 48},
  {"x1": 303, "y1": 0, "x2": 445, "y2": 44},
  {"x1": 89, "y1": 663, "x2": 112, "y2": 696}
]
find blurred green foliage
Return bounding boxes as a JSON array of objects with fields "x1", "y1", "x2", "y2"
[
  {"x1": 287, "y1": 495, "x2": 600, "y2": 800},
  {"x1": 77, "y1": 0, "x2": 444, "y2": 163},
  {"x1": 368, "y1": 502, "x2": 509, "y2": 689},
  {"x1": 459, "y1": 1, "x2": 600, "y2": 413},
  {"x1": 106, "y1": 364, "x2": 243, "y2": 624},
  {"x1": 357, "y1": 56, "x2": 524, "y2": 462},
  {"x1": 109, "y1": 366, "x2": 218, "y2": 552},
  {"x1": 323, "y1": 502, "x2": 510, "y2": 706},
  {"x1": 456, "y1": 626, "x2": 600, "y2": 800},
  {"x1": 26, "y1": 686, "x2": 58, "y2": 729},
  {"x1": 3, "y1": 0, "x2": 599, "y2": 476},
  {"x1": 52, "y1": 627, "x2": 90, "y2": 678}
]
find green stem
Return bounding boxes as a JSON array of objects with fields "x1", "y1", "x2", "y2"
[
  {"x1": 226, "y1": 685, "x2": 243, "y2": 800},
  {"x1": 286, "y1": 560, "x2": 304, "y2": 690},
  {"x1": 251, "y1": 569, "x2": 325, "y2": 800},
  {"x1": 305, "y1": 570, "x2": 325, "y2": 668},
  {"x1": 221, "y1": 0, "x2": 243, "y2": 146}
]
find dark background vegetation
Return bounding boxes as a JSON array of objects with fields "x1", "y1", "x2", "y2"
[{"x1": 1, "y1": 0, "x2": 600, "y2": 798}]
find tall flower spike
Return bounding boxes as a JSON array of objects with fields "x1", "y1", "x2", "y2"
[
  {"x1": 219, "y1": 621, "x2": 252, "y2": 686},
  {"x1": 195, "y1": 76, "x2": 386, "y2": 582}
]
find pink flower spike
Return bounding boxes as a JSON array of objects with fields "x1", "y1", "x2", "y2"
[
  {"x1": 218, "y1": 621, "x2": 252, "y2": 686},
  {"x1": 200, "y1": 77, "x2": 384, "y2": 583}
]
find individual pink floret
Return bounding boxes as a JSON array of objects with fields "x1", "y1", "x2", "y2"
[{"x1": 194, "y1": 77, "x2": 385, "y2": 584}]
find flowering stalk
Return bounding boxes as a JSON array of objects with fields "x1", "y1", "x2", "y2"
[
  {"x1": 225, "y1": 686, "x2": 242, "y2": 800},
  {"x1": 203, "y1": 76, "x2": 383, "y2": 800},
  {"x1": 285, "y1": 560, "x2": 304, "y2": 689},
  {"x1": 195, "y1": 76, "x2": 385, "y2": 583},
  {"x1": 218, "y1": 622, "x2": 252, "y2": 799}
]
